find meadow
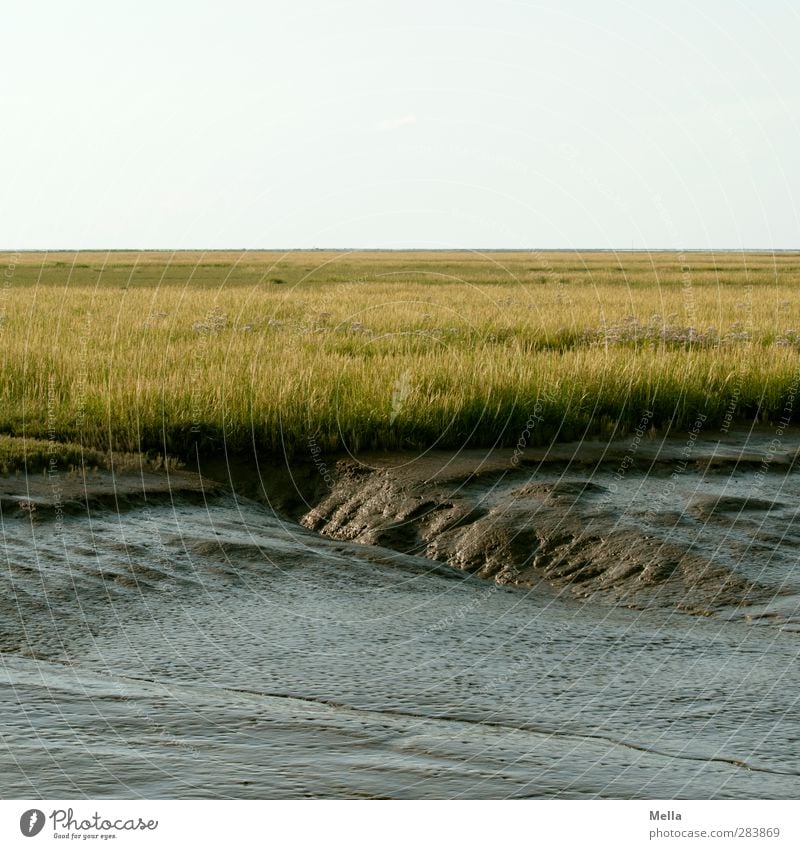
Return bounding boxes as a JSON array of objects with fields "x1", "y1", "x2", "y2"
[{"x1": 1, "y1": 250, "x2": 799, "y2": 469}]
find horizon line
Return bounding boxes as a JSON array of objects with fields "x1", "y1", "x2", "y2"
[{"x1": 3, "y1": 247, "x2": 800, "y2": 254}]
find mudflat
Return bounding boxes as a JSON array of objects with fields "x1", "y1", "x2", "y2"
[{"x1": 1, "y1": 428, "x2": 798, "y2": 798}]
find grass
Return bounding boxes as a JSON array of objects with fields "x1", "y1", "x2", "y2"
[
  {"x1": 0, "y1": 435, "x2": 182, "y2": 475},
  {"x1": 1, "y1": 249, "x2": 799, "y2": 467},
  {"x1": 0, "y1": 435, "x2": 106, "y2": 475}
]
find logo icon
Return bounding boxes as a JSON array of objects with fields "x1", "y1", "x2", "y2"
[{"x1": 20, "y1": 809, "x2": 45, "y2": 837}]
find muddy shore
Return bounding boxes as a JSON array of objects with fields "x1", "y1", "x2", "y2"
[
  {"x1": 2, "y1": 428, "x2": 799, "y2": 798},
  {"x1": 4, "y1": 426, "x2": 799, "y2": 624},
  {"x1": 291, "y1": 428, "x2": 800, "y2": 621}
]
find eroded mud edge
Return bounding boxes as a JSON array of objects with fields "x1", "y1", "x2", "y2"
[{"x1": 291, "y1": 433, "x2": 800, "y2": 616}]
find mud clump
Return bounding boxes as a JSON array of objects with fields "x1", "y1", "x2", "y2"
[{"x1": 300, "y1": 452, "x2": 771, "y2": 615}]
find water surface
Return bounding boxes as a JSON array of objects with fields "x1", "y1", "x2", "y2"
[{"x1": 1, "y1": 467, "x2": 799, "y2": 798}]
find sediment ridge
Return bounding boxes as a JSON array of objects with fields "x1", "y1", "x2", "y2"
[{"x1": 298, "y1": 430, "x2": 800, "y2": 617}]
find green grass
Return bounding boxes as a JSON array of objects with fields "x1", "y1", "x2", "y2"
[
  {"x1": 0, "y1": 435, "x2": 183, "y2": 475},
  {"x1": 0, "y1": 435, "x2": 107, "y2": 474},
  {"x1": 2, "y1": 250, "x2": 799, "y2": 465}
]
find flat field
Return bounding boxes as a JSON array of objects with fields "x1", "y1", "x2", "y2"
[{"x1": 1, "y1": 250, "x2": 799, "y2": 465}]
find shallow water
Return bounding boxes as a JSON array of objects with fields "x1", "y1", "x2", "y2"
[{"x1": 1, "y1": 476, "x2": 799, "y2": 798}]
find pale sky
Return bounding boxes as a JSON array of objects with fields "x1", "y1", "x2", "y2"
[{"x1": 3, "y1": 0, "x2": 799, "y2": 249}]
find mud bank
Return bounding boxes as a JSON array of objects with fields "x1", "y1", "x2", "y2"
[
  {"x1": 2, "y1": 434, "x2": 800, "y2": 797},
  {"x1": 0, "y1": 467, "x2": 219, "y2": 519},
  {"x1": 4, "y1": 428, "x2": 799, "y2": 621},
  {"x1": 297, "y1": 429, "x2": 800, "y2": 620}
]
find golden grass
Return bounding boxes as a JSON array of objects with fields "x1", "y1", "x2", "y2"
[{"x1": 1, "y1": 250, "x2": 799, "y2": 461}]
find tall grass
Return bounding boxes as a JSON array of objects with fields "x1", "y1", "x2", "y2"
[{"x1": 1, "y1": 250, "x2": 799, "y2": 461}]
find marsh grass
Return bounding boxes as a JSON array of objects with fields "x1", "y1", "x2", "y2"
[
  {"x1": 2, "y1": 250, "x2": 799, "y2": 462},
  {"x1": 0, "y1": 435, "x2": 104, "y2": 475},
  {"x1": 0, "y1": 435, "x2": 182, "y2": 475}
]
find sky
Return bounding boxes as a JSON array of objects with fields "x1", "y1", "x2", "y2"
[{"x1": 2, "y1": 0, "x2": 799, "y2": 250}]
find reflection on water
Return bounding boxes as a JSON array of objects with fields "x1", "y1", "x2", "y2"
[{"x1": 1, "y1": 486, "x2": 799, "y2": 798}]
